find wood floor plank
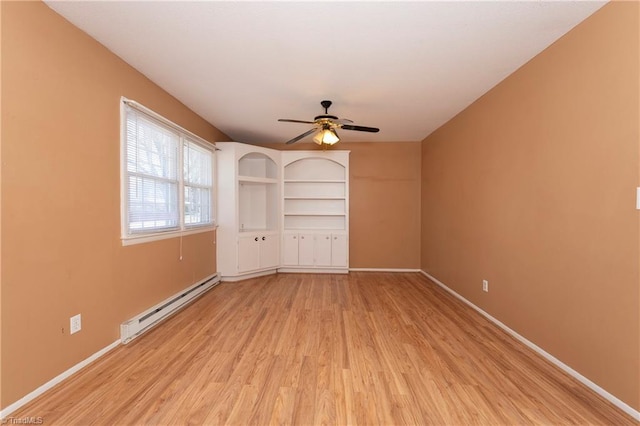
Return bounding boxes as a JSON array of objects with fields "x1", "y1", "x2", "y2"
[
  {"x1": 245, "y1": 355, "x2": 284, "y2": 426},
  {"x1": 292, "y1": 356, "x2": 317, "y2": 426},
  {"x1": 9, "y1": 272, "x2": 636, "y2": 425},
  {"x1": 268, "y1": 386, "x2": 295, "y2": 426}
]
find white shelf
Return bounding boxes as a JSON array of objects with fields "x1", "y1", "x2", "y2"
[
  {"x1": 239, "y1": 228, "x2": 278, "y2": 233},
  {"x1": 284, "y1": 179, "x2": 345, "y2": 183},
  {"x1": 283, "y1": 228, "x2": 347, "y2": 233},
  {"x1": 283, "y1": 214, "x2": 345, "y2": 230},
  {"x1": 282, "y1": 227, "x2": 348, "y2": 235},
  {"x1": 284, "y1": 198, "x2": 345, "y2": 215},
  {"x1": 284, "y1": 181, "x2": 345, "y2": 198},
  {"x1": 284, "y1": 212, "x2": 345, "y2": 216},
  {"x1": 284, "y1": 196, "x2": 345, "y2": 200},
  {"x1": 238, "y1": 176, "x2": 278, "y2": 184}
]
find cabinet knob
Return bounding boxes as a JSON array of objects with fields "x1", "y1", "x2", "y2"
[
  {"x1": 262, "y1": 236, "x2": 266, "y2": 241},
  {"x1": 326, "y1": 236, "x2": 330, "y2": 240},
  {"x1": 254, "y1": 237, "x2": 259, "y2": 242},
  {"x1": 293, "y1": 236, "x2": 297, "y2": 239},
  {"x1": 301, "y1": 236, "x2": 304, "y2": 239},
  {"x1": 334, "y1": 237, "x2": 337, "y2": 240}
]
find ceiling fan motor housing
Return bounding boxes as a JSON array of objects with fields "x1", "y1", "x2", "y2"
[{"x1": 314, "y1": 114, "x2": 339, "y2": 121}]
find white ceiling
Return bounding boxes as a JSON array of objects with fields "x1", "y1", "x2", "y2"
[{"x1": 45, "y1": 1, "x2": 606, "y2": 144}]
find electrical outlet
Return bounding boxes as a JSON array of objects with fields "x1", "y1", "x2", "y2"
[
  {"x1": 482, "y1": 280, "x2": 489, "y2": 292},
  {"x1": 70, "y1": 314, "x2": 82, "y2": 334}
]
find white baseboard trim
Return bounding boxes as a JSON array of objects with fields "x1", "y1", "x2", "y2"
[
  {"x1": 0, "y1": 339, "x2": 121, "y2": 419},
  {"x1": 278, "y1": 267, "x2": 348, "y2": 274},
  {"x1": 419, "y1": 270, "x2": 640, "y2": 421},
  {"x1": 349, "y1": 268, "x2": 421, "y2": 273},
  {"x1": 220, "y1": 269, "x2": 277, "y2": 282}
]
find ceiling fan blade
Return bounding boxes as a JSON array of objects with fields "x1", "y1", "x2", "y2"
[
  {"x1": 334, "y1": 118, "x2": 354, "y2": 124},
  {"x1": 340, "y1": 124, "x2": 380, "y2": 133},
  {"x1": 278, "y1": 119, "x2": 315, "y2": 124},
  {"x1": 285, "y1": 128, "x2": 318, "y2": 145}
]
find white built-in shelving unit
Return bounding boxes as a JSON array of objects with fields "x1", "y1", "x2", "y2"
[
  {"x1": 217, "y1": 144, "x2": 350, "y2": 278},
  {"x1": 280, "y1": 151, "x2": 350, "y2": 273},
  {"x1": 216, "y1": 142, "x2": 280, "y2": 280}
]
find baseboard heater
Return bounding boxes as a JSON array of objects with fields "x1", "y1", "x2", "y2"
[{"x1": 120, "y1": 272, "x2": 220, "y2": 344}]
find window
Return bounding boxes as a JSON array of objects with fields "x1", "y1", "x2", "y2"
[
  {"x1": 183, "y1": 139, "x2": 213, "y2": 226},
  {"x1": 121, "y1": 98, "x2": 215, "y2": 244}
]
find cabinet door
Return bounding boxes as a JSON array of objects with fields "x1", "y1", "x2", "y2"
[
  {"x1": 282, "y1": 234, "x2": 299, "y2": 266},
  {"x1": 315, "y1": 234, "x2": 332, "y2": 266},
  {"x1": 298, "y1": 234, "x2": 315, "y2": 266},
  {"x1": 238, "y1": 235, "x2": 260, "y2": 272},
  {"x1": 331, "y1": 234, "x2": 348, "y2": 267},
  {"x1": 260, "y1": 234, "x2": 279, "y2": 268}
]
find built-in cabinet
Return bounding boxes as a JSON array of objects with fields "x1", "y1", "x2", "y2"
[
  {"x1": 216, "y1": 142, "x2": 280, "y2": 280},
  {"x1": 282, "y1": 233, "x2": 348, "y2": 268},
  {"x1": 280, "y1": 151, "x2": 350, "y2": 273},
  {"x1": 237, "y1": 232, "x2": 279, "y2": 272},
  {"x1": 217, "y1": 144, "x2": 349, "y2": 279}
]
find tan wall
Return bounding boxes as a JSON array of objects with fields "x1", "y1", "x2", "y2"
[
  {"x1": 273, "y1": 142, "x2": 422, "y2": 269},
  {"x1": 421, "y1": 2, "x2": 639, "y2": 411},
  {"x1": 1, "y1": 2, "x2": 228, "y2": 408},
  {"x1": 0, "y1": 1, "x2": 4, "y2": 410}
]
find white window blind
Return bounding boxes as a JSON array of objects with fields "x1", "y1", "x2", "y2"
[
  {"x1": 122, "y1": 99, "x2": 215, "y2": 242},
  {"x1": 126, "y1": 110, "x2": 180, "y2": 233},
  {"x1": 183, "y1": 139, "x2": 213, "y2": 226}
]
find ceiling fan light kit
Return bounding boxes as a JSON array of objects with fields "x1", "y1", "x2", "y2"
[
  {"x1": 279, "y1": 100, "x2": 379, "y2": 146},
  {"x1": 313, "y1": 128, "x2": 340, "y2": 145}
]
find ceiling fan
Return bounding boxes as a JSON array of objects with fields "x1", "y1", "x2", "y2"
[{"x1": 278, "y1": 100, "x2": 379, "y2": 145}]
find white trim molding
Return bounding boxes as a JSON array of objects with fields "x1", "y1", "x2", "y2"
[
  {"x1": 0, "y1": 340, "x2": 121, "y2": 419},
  {"x1": 121, "y1": 225, "x2": 217, "y2": 247},
  {"x1": 349, "y1": 268, "x2": 421, "y2": 273},
  {"x1": 221, "y1": 269, "x2": 278, "y2": 282},
  {"x1": 419, "y1": 270, "x2": 640, "y2": 421},
  {"x1": 278, "y1": 267, "x2": 348, "y2": 274}
]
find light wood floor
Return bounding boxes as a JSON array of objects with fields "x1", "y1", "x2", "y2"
[{"x1": 12, "y1": 272, "x2": 635, "y2": 425}]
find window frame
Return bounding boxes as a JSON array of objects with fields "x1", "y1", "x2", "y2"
[{"x1": 120, "y1": 97, "x2": 217, "y2": 246}]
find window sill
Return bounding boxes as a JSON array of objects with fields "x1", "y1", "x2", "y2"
[{"x1": 121, "y1": 225, "x2": 217, "y2": 247}]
